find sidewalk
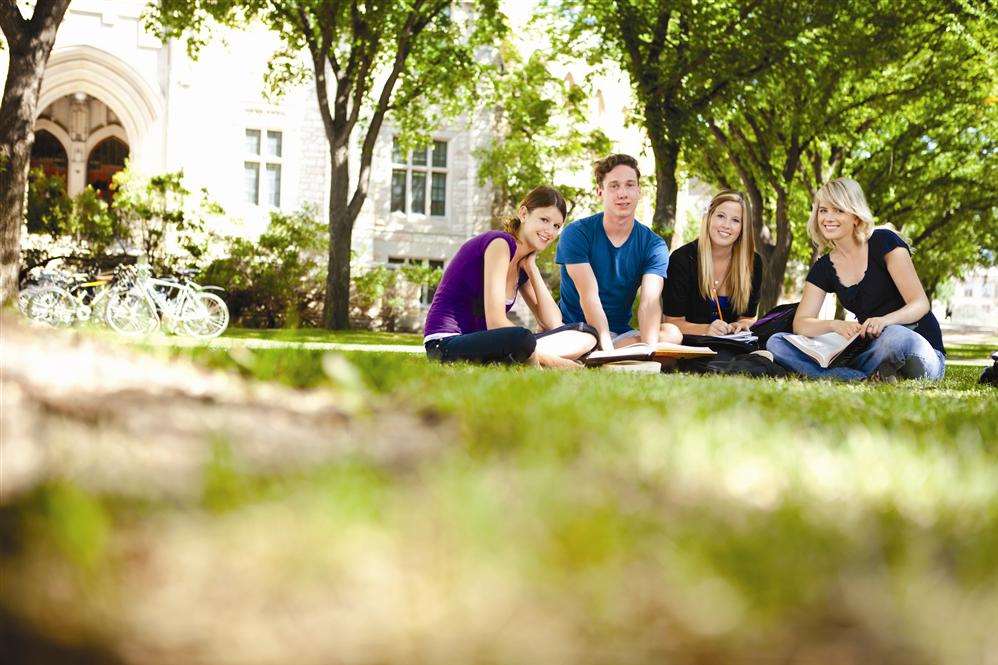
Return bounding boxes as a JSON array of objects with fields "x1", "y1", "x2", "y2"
[{"x1": 941, "y1": 323, "x2": 998, "y2": 347}]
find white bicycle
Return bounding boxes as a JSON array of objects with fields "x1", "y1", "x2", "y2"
[
  {"x1": 19, "y1": 263, "x2": 126, "y2": 328},
  {"x1": 105, "y1": 267, "x2": 229, "y2": 338}
]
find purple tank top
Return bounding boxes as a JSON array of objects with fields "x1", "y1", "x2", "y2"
[{"x1": 423, "y1": 231, "x2": 526, "y2": 338}]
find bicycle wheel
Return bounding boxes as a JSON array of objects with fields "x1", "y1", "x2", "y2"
[
  {"x1": 105, "y1": 290, "x2": 160, "y2": 336},
  {"x1": 178, "y1": 292, "x2": 229, "y2": 339},
  {"x1": 17, "y1": 286, "x2": 41, "y2": 316},
  {"x1": 24, "y1": 286, "x2": 75, "y2": 327}
]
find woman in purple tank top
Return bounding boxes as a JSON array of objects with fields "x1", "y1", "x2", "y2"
[{"x1": 423, "y1": 186, "x2": 598, "y2": 367}]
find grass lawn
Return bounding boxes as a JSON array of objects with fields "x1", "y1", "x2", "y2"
[
  {"x1": 224, "y1": 325, "x2": 423, "y2": 345},
  {"x1": 945, "y1": 341, "x2": 998, "y2": 361},
  {"x1": 6, "y1": 332, "x2": 997, "y2": 663}
]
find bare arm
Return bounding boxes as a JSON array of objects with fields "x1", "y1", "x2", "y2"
[
  {"x1": 566, "y1": 263, "x2": 614, "y2": 351},
  {"x1": 862, "y1": 247, "x2": 931, "y2": 336},
  {"x1": 518, "y1": 254, "x2": 563, "y2": 331},
  {"x1": 793, "y1": 282, "x2": 863, "y2": 338},
  {"x1": 637, "y1": 274, "x2": 664, "y2": 345},
  {"x1": 482, "y1": 238, "x2": 517, "y2": 330}
]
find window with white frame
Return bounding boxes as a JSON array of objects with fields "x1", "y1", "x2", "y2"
[
  {"x1": 387, "y1": 256, "x2": 445, "y2": 306},
  {"x1": 244, "y1": 129, "x2": 283, "y2": 207},
  {"x1": 391, "y1": 137, "x2": 447, "y2": 217}
]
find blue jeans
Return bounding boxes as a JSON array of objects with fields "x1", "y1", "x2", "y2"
[{"x1": 767, "y1": 325, "x2": 945, "y2": 381}]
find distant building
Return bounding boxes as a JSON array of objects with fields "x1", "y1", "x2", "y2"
[{"x1": 935, "y1": 267, "x2": 998, "y2": 328}]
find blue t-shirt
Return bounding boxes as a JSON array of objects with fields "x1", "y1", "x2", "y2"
[{"x1": 555, "y1": 213, "x2": 670, "y2": 334}]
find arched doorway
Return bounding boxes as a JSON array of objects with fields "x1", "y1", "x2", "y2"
[
  {"x1": 33, "y1": 93, "x2": 130, "y2": 197},
  {"x1": 29, "y1": 129, "x2": 69, "y2": 188},
  {"x1": 87, "y1": 136, "x2": 129, "y2": 199}
]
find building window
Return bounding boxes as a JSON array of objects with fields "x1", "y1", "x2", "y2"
[
  {"x1": 245, "y1": 128, "x2": 282, "y2": 207},
  {"x1": 391, "y1": 138, "x2": 447, "y2": 217},
  {"x1": 387, "y1": 257, "x2": 445, "y2": 306}
]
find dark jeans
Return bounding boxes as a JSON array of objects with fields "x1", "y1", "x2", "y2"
[{"x1": 425, "y1": 323, "x2": 597, "y2": 365}]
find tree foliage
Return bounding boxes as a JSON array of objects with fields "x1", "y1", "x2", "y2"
[
  {"x1": 545, "y1": 0, "x2": 818, "y2": 239},
  {"x1": 475, "y1": 41, "x2": 611, "y2": 221},
  {"x1": 687, "y1": 0, "x2": 998, "y2": 308}
]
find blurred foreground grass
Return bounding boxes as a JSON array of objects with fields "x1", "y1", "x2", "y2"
[{"x1": 3, "y1": 339, "x2": 997, "y2": 664}]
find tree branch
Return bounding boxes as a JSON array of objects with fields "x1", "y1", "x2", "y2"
[
  {"x1": 0, "y1": 0, "x2": 27, "y2": 48},
  {"x1": 347, "y1": 0, "x2": 448, "y2": 219},
  {"x1": 27, "y1": 0, "x2": 71, "y2": 38}
]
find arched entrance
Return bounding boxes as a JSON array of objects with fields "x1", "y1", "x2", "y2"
[
  {"x1": 87, "y1": 136, "x2": 129, "y2": 199},
  {"x1": 33, "y1": 93, "x2": 130, "y2": 197},
  {"x1": 29, "y1": 129, "x2": 69, "y2": 188},
  {"x1": 35, "y1": 46, "x2": 164, "y2": 191}
]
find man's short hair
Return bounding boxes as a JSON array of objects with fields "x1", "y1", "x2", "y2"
[{"x1": 594, "y1": 154, "x2": 640, "y2": 188}]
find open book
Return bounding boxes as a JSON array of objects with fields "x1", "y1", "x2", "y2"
[
  {"x1": 599, "y1": 360, "x2": 663, "y2": 373},
  {"x1": 783, "y1": 332, "x2": 871, "y2": 368},
  {"x1": 584, "y1": 342, "x2": 716, "y2": 367}
]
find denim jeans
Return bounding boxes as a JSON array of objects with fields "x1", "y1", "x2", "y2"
[{"x1": 767, "y1": 324, "x2": 945, "y2": 381}]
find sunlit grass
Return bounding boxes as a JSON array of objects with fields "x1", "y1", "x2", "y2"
[
  {"x1": 4, "y1": 335, "x2": 997, "y2": 663},
  {"x1": 224, "y1": 326, "x2": 423, "y2": 345}
]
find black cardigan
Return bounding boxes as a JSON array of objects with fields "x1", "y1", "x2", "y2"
[{"x1": 663, "y1": 240, "x2": 763, "y2": 324}]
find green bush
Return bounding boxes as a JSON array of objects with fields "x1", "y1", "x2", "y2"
[
  {"x1": 22, "y1": 165, "x2": 222, "y2": 276},
  {"x1": 202, "y1": 207, "x2": 327, "y2": 328},
  {"x1": 350, "y1": 263, "x2": 442, "y2": 332},
  {"x1": 110, "y1": 167, "x2": 222, "y2": 274},
  {"x1": 25, "y1": 168, "x2": 72, "y2": 237}
]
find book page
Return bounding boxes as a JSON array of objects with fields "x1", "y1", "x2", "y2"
[
  {"x1": 587, "y1": 343, "x2": 653, "y2": 361},
  {"x1": 651, "y1": 342, "x2": 718, "y2": 358},
  {"x1": 783, "y1": 332, "x2": 854, "y2": 368}
]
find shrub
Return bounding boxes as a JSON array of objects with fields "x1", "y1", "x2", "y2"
[
  {"x1": 22, "y1": 165, "x2": 223, "y2": 277},
  {"x1": 350, "y1": 263, "x2": 443, "y2": 332},
  {"x1": 25, "y1": 168, "x2": 71, "y2": 237},
  {"x1": 110, "y1": 167, "x2": 223, "y2": 274},
  {"x1": 202, "y1": 207, "x2": 327, "y2": 328}
]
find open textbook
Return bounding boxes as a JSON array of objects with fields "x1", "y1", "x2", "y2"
[
  {"x1": 599, "y1": 360, "x2": 663, "y2": 373},
  {"x1": 584, "y1": 342, "x2": 716, "y2": 367},
  {"x1": 783, "y1": 331, "x2": 872, "y2": 368}
]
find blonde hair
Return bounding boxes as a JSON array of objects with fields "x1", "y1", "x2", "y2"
[
  {"x1": 697, "y1": 190, "x2": 756, "y2": 314},
  {"x1": 807, "y1": 178, "x2": 875, "y2": 252}
]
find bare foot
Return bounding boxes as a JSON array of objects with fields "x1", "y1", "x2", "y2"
[{"x1": 534, "y1": 352, "x2": 584, "y2": 370}]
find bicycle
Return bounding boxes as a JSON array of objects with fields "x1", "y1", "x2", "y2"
[
  {"x1": 105, "y1": 266, "x2": 229, "y2": 338},
  {"x1": 19, "y1": 264, "x2": 126, "y2": 328}
]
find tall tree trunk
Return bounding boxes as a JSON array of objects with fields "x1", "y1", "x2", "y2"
[
  {"x1": 649, "y1": 135, "x2": 679, "y2": 242},
  {"x1": 757, "y1": 190, "x2": 793, "y2": 313},
  {"x1": 323, "y1": 142, "x2": 354, "y2": 329},
  {"x1": 646, "y1": 108, "x2": 681, "y2": 242},
  {"x1": 0, "y1": 1, "x2": 70, "y2": 304}
]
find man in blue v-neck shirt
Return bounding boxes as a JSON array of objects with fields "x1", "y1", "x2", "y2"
[{"x1": 556, "y1": 153, "x2": 680, "y2": 352}]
